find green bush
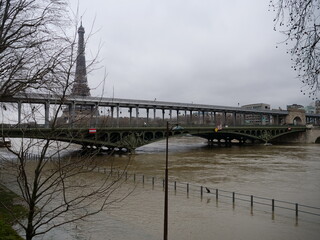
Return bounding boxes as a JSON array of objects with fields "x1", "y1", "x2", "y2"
[
  {"x1": 0, "y1": 218, "x2": 23, "y2": 240},
  {"x1": 0, "y1": 185, "x2": 27, "y2": 240}
]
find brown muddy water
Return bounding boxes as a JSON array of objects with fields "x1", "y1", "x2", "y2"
[{"x1": 1, "y1": 136, "x2": 320, "y2": 239}]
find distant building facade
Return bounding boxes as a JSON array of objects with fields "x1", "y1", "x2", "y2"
[
  {"x1": 316, "y1": 100, "x2": 320, "y2": 114},
  {"x1": 241, "y1": 103, "x2": 271, "y2": 110},
  {"x1": 287, "y1": 104, "x2": 304, "y2": 110},
  {"x1": 241, "y1": 103, "x2": 271, "y2": 125}
]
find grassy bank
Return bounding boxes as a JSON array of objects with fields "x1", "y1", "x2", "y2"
[{"x1": 0, "y1": 184, "x2": 27, "y2": 240}]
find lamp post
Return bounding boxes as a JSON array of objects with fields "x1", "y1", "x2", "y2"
[
  {"x1": 164, "y1": 122, "x2": 183, "y2": 240},
  {"x1": 164, "y1": 121, "x2": 169, "y2": 240}
]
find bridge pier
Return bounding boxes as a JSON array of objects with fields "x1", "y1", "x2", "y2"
[
  {"x1": 69, "y1": 102, "x2": 75, "y2": 127},
  {"x1": 136, "y1": 106, "x2": 139, "y2": 126},
  {"x1": 146, "y1": 108, "x2": 150, "y2": 125},
  {"x1": 162, "y1": 109, "x2": 165, "y2": 123},
  {"x1": 45, "y1": 101, "x2": 50, "y2": 128},
  {"x1": 110, "y1": 106, "x2": 114, "y2": 127},
  {"x1": 129, "y1": 107, "x2": 132, "y2": 125},
  {"x1": 202, "y1": 111, "x2": 205, "y2": 125},
  {"x1": 94, "y1": 103, "x2": 99, "y2": 127},
  {"x1": 116, "y1": 105, "x2": 120, "y2": 127},
  {"x1": 223, "y1": 112, "x2": 227, "y2": 126},
  {"x1": 176, "y1": 110, "x2": 179, "y2": 124},
  {"x1": 17, "y1": 101, "x2": 22, "y2": 127}
]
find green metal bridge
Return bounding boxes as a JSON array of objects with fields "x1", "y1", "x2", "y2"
[{"x1": 0, "y1": 125, "x2": 307, "y2": 152}]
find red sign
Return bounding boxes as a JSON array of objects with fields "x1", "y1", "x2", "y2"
[{"x1": 89, "y1": 129, "x2": 96, "y2": 134}]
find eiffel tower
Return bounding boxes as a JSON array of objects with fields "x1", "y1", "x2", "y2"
[
  {"x1": 61, "y1": 23, "x2": 99, "y2": 125},
  {"x1": 72, "y1": 23, "x2": 90, "y2": 96}
]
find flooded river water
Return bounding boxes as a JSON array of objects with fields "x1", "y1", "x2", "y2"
[{"x1": 2, "y1": 136, "x2": 320, "y2": 239}]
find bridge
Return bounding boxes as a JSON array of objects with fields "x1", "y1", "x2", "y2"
[
  {"x1": 0, "y1": 93, "x2": 319, "y2": 151},
  {"x1": 0, "y1": 125, "x2": 308, "y2": 152},
  {"x1": 1, "y1": 93, "x2": 320, "y2": 127}
]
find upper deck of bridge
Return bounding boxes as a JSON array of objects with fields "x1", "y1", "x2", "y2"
[{"x1": 2, "y1": 93, "x2": 316, "y2": 116}]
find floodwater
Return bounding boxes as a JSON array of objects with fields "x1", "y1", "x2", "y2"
[{"x1": 2, "y1": 136, "x2": 320, "y2": 239}]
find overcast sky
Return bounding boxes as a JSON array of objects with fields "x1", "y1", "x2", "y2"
[{"x1": 68, "y1": 0, "x2": 316, "y2": 109}]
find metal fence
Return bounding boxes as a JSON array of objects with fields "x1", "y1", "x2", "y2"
[
  {"x1": 12, "y1": 154, "x2": 320, "y2": 219},
  {"x1": 102, "y1": 168, "x2": 320, "y2": 219}
]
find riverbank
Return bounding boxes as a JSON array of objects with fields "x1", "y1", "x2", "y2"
[{"x1": 0, "y1": 184, "x2": 26, "y2": 240}]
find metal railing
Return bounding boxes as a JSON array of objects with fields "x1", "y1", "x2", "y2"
[
  {"x1": 105, "y1": 169, "x2": 320, "y2": 219},
  {"x1": 6, "y1": 154, "x2": 320, "y2": 219}
]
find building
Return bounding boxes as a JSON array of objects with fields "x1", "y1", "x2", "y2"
[
  {"x1": 241, "y1": 103, "x2": 271, "y2": 110},
  {"x1": 316, "y1": 100, "x2": 320, "y2": 114},
  {"x1": 287, "y1": 104, "x2": 304, "y2": 110},
  {"x1": 241, "y1": 103, "x2": 271, "y2": 125}
]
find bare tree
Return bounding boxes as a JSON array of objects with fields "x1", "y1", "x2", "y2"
[
  {"x1": 0, "y1": 1, "x2": 130, "y2": 240},
  {"x1": 270, "y1": 0, "x2": 320, "y2": 98},
  {"x1": 1, "y1": 140, "x2": 130, "y2": 240},
  {"x1": 0, "y1": 0, "x2": 75, "y2": 98}
]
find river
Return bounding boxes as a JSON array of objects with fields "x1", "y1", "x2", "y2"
[{"x1": 2, "y1": 136, "x2": 320, "y2": 239}]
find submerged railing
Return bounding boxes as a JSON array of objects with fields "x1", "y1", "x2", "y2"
[
  {"x1": 7, "y1": 154, "x2": 320, "y2": 219},
  {"x1": 102, "y1": 168, "x2": 320, "y2": 219}
]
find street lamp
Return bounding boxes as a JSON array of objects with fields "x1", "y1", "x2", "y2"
[
  {"x1": 164, "y1": 122, "x2": 184, "y2": 240},
  {"x1": 164, "y1": 121, "x2": 169, "y2": 240}
]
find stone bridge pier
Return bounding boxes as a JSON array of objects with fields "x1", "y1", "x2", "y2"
[
  {"x1": 305, "y1": 127, "x2": 320, "y2": 143},
  {"x1": 285, "y1": 109, "x2": 306, "y2": 125}
]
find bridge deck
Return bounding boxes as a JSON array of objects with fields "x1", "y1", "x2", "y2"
[{"x1": 0, "y1": 125, "x2": 307, "y2": 151}]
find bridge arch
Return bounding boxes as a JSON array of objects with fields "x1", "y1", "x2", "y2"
[
  {"x1": 285, "y1": 109, "x2": 306, "y2": 125},
  {"x1": 293, "y1": 116, "x2": 303, "y2": 125},
  {"x1": 315, "y1": 137, "x2": 320, "y2": 144}
]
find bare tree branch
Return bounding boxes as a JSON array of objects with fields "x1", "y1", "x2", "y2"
[{"x1": 270, "y1": 0, "x2": 320, "y2": 98}]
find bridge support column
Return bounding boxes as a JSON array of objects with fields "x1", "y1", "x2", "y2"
[
  {"x1": 214, "y1": 112, "x2": 216, "y2": 125},
  {"x1": 185, "y1": 110, "x2": 187, "y2": 125},
  {"x1": 90, "y1": 105, "x2": 95, "y2": 127},
  {"x1": 110, "y1": 106, "x2": 114, "y2": 127},
  {"x1": 136, "y1": 106, "x2": 139, "y2": 126},
  {"x1": 190, "y1": 110, "x2": 193, "y2": 125},
  {"x1": 129, "y1": 107, "x2": 132, "y2": 126},
  {"x1": 169, "y1": 109, "x2": 172, "y2": 121},
  {"x1": 69, "y1": 102, "x2": 75, "y2": 127},
  {"x1": 240, "y1": 113, "x2": 245, "y2": 125},
  {"x1": 18, "y1": 101, "x2": 22, "y2": 127},
  {"x1": 233, "y1": 112, "x2": 236, "y2": 126},
  {"x1": 223, "y1": 112, "x2": 227, "y2": 126},
  {"x1": 153, "y1": 108, "x2": 156, "y2": 125},
  {"x1": 176, "y1": 110, "x2": 179, "y2": 124},
  {"x1": 146, "y1": 108, "x2": 150, "y2": 125},
  {"x1": 44, "y1": 101, "x2": 50, "y2": 128},
  {"x1": 162, "y1": 109, "x2": 165, "y2": 124},
  {"x1": 116, "y1": 105, "x2": 120, "y2": 127},
  {"x1": 95, "y1": 103, "x2": 99, "y2": 127},
  {"x1": 202, "y1": 111, "x2": 205, "y2": 125}
]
